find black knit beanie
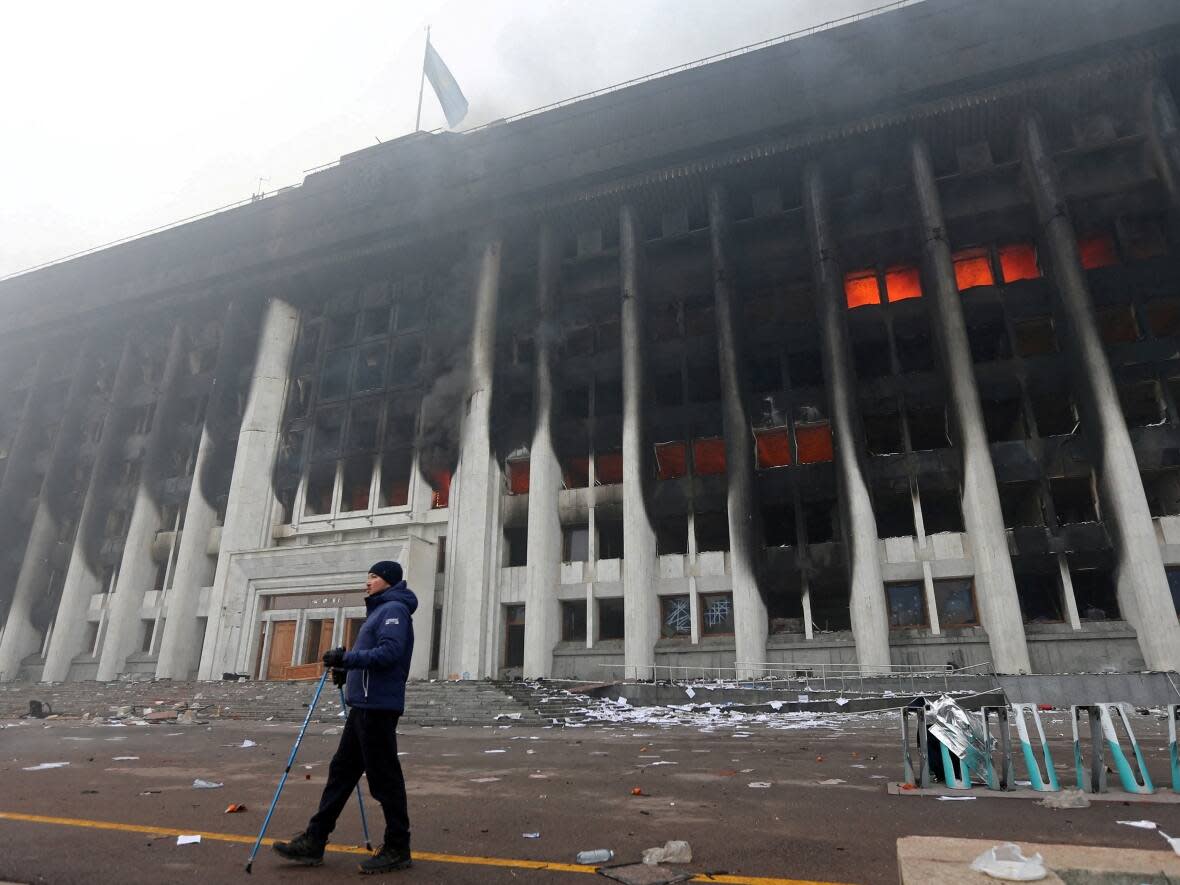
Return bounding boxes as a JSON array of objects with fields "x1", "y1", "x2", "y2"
[{"x1": 368, "y1": 560, "x2": 403, "y2": 587}]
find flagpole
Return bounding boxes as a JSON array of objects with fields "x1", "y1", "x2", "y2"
[{"x1": 415, "y1": 25, "x2": 430, "y2": 132}]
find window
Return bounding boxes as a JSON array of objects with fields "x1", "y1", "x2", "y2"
[
  {"x1": 747, "y1": 356, "x2": 781, "y2": 393},
  {"x1": 340, "y1": 455, "x2": 373, "y2": 512},
  {"x1": 354, "y1": 343, "x2": 387, "y2": 392},
  {"x1": 692, "y1": 437, "x2": 726, "y2": 476},
  {"x1": 786, "y1": 349, "x2": 825, "y2": 387},
  {"x1": 983, "y1": 398, "x2": 1025, "y2": 442},
  {"x1": 953, "y1": 248, "x2": 995, "y2": 291},
  {"x1": 1071, "y1": 568, "x2": 1120, "y2": 620},
  {"x1": 430, "y1": 470, "x2": 451, "y2": 508},
  {"x1": 1143, "y1": 469, "x2": 1180, "y2": 517},
  {"x1": 863, "y1": 406, "x2": 904, "y2": 456},
  {"x1": 852, "y1": 333, "x2": 891, "y2": 379},
  {"x1": 887, "y1": 582, "x2": 926, "y2": 628},
  {"x1": 795, "y1": 421, "x2": 834, "y2": 464},
  {"x1": 1096, "y1": 306, "x2": 1140, "y2": 346},
  {"x1": 1000, "y1": 481, "x2": 1044, "y2": 528},
  {"x1": 874, "y1": 491, "x2": 915, "y2": 538},
  {"x1": 1118, "y1": 380, "x2": 1163, "y2": 427},
  {"x1": 304, "y1": 462, "x2": 336, "y2": 516},
  {"x1": 660, "y1": 595, "x2": 692, "y2": 638},
  {"x1": 345, "y1": 403, "x2": 379, "y2": 453},
  {"x1": 934, "y1": 579, "x2": 977, "y2": 627},
  {"x1": 998, "y1": 243, "x2": 1040, "y2": 283},
  {"x1": 754, "y1": 428, "x2": 792, "y2": 469},
  {"x1": 1050, "y1": 476, "x2": 1097, "y2": 525},
  {"x1": 762, "y1": 505, "x2": 797, "y2": 548},
  {"x1": 311, "y1": 406, "x2": 345, "y2": 460},
  {"x1": 654, "y1": 442, "x2": 688, "y2": 480},
  {"x1": 656, "y1": 515, "x2": 688, "y2": 555},
  {"x1": 561, "y1": 600, "x2": 587, "y2": 642},
  {"x1": 1031, "y1": 395, "x2": 1076, "y2": 436},
  {"x1": 319, "y1": 348, "x2": 352, "y2": 401},
  {"x1": 563, "y1": 385, "x2": 590, "y2": 419},
  {"x1": 921, "y1": 488, "x2": 964, "y2": 534},
  {"x1": 695, "y1": 510, "x2": 730, "y2": 552},
  {"x1": 895, "y1": 325, "x2": 935, "y2": 373},
  {"x1": 1145, "y1": 298, "x2": 1180, "y2": 338},
  {"x1": 595, "y1": 451, "x2": 623, "y2": 486},
  {"x1": 968, "y1": 318, "x2": 1011, "y2": 363},
  {"x1": 803, "y1": 499, "x2": 836, "y2": 544},
  {"x1": 1017, "y1": 572, "x2": 1063, "y2": 623},
  {"x1": 506, "y1": 458, "x2": 530, "y2": 495},
  {"x1": 594, "y1": 378, "x2": 622, "y2": 416},
  {"x1": 562, "y1": 455, "x2": 590, "y2": 489},
  {"x1": 140, "y1": 620, "x2": 155, "y2": 654},
  {"x1": 1166, "y1": 568, "x2": 1180, "y2": 615},
  {"x1": 687, "y1": 359, "x2": 721, "y2": 403},
  {"x1": 654, "y1": 371, "x2": 683, "y2": 407},
  {"x1": 504, "y1": 526, "x2": 528, "y2": 567},
  {"x1": 598, "y1": 598, "x2": 625, "y2": 640},
  {"x1": 596, "y1": 517, "x2": 624, "y2": 560},
  {"x1": 378, "y1": 449, "x2": 412, "y2": 508},
  {"x1": 700, "y1": 593, "x2": 735, "y2": 636},
  {"x1": 844, "y1": 270, "x2": 881, "y2": 308},
  {"x1": 1078, "y1": 232, "x2": 1118, "y2": 270},
  {"x1": 907, "y1": 405, "x2": 949, "y2": 451},
  {"x1": 562, "y1": 525, "x2": 590, "y2": 563},
  {"x1": 884, "y1": 266, "x2": 922, "y2": 302},
  {"x1": 1013, "y1": 317, "x2": 1057, "y2": 357}
]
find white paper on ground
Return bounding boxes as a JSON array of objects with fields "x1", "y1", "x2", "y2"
[
  {"x1": 470, "y1": 777, "x2": 501, "y2": 783},
  {"x1": 938, "y1": 796, "x2": 977, "y2": 801},
  {"x1": 176, "y1": 835, "x2": 202, "y2": 846},
  {"x1": 685, "y1": 687, "x2": 696, "y2": 699},
  {"x1": 1116, "y1": 820, "x2": 1157, "y2": 830},
  {"x1": 1158, "y1": 831, "x2": 1180, "y2": 856},
  {"x1": 484, "y1": 749, "x2": 506, "y2": 754},
  {"x1": 521, "y1": 833, "x2": 540, "y2": 838},
  {"x1": 112, "y1": 756, "x2": 139, "y2": 761},
  {"x1": 818, "y1": 778, "x2": 846, "y2": 785},
  {"x1": 969, "y1": 843, "x2": 1047, "y2": 881},
  {"x1": 22, "y1": 762, "x2": 69, "y2": 770},
  {"x1": 239, "y1": 739, "x2": 256, "y2": 748},
  {"x1": 747, "y1": 782, "x2": 772, "y2": 788},
  {"x1": 192, "y1": 779, "x2": 223, "y2": 789},
  {"x1": 769, "y1": 701, "x2": 783, "y2": 711}
]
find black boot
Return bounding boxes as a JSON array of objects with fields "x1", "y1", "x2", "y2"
[
  {"x1": 273, "y1": 831, "x2": 326, "y2": 866},
  {"x1": 358, "y1": 844, "x2": 412, "y2": 875}
]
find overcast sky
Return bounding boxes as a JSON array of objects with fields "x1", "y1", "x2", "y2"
[{"x1": 0, "y1": 0, "x2": 886, "y2": 279}]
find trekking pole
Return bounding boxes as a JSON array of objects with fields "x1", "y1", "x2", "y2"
[
  {"x1": 339, "y1": 686, "x2": 373, "y2": 850},
  {"x1": 245, "y1": 669, "x2": 329, "y2": 874}
]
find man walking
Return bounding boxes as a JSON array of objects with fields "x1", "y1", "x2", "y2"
[{"x1": 274, "y1": 560, "x2": 417, "y2": 874}]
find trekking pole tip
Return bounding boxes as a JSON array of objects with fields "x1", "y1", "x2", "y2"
[{"x1": 245, "y1": 861, "x2": 253, "y2": 874}]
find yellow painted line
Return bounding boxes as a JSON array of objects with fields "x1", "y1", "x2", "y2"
[{"x1": 0, "y1": 811, "x2": 851, "y2": 885}]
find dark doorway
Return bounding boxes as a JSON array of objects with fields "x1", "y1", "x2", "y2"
[{"x1": 504, "y1": 604, "x2": 526, "y2": 669}]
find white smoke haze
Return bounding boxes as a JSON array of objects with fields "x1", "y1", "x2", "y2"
[{"x1": 0, "y1": 0, "x2": 883, "y2": 279}]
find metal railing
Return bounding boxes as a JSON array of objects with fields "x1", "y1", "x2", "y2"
[{"x1": 599, "y1": 660, "x2": 995, "y2": 694}]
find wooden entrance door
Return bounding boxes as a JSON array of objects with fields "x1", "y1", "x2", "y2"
[{"x1": 266, "y1": 620, "x2": 296, "y2": 680}]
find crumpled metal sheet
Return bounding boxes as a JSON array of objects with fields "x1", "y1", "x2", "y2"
[{"x1": 925, "y1": 694, "x2": 991, "y2": 764}]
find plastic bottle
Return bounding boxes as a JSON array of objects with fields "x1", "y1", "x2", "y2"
[{"x1": 575, "y1": 849, "x2": 614, "y2": 865}]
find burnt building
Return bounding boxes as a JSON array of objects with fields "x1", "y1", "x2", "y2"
[{"x1": 1, "y1": 0, "x2": 1180, "y2": 684}]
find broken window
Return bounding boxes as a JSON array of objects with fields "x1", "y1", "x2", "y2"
[
  {"x1": 430, "y1": 470, "x2": 451, "y2": 508},
  {"x1": 1013, "y1": 316, "x2": 1057, "y2": 357},
  {"x1": 999, "y1": 481, "x2": 1045, "y2": 528},
  {"x1": 654, "y1": 442, "x2": 687, "y2": 480},
  {"x1": 983, "y1": 398, "x2": 1026, "y2": 442},
  {"x1": 1030, "y1": 395, "x2": 1076, "y2": 436},
  {"x1": 304, "y1": 462, "x2": 336, "y2": 516},
  {"x1": 311, "y1": 406, "x2": 345, "y2": 460},
  {"x1": 998, "y1": 242, "x2": 1041, "y2": 283},
  {"x1": 754, "y1": 427, "x2": 792, "y2": 469},
  {"x1": 562, "y1": 455, "x2": 590, "y2": 489},
  {"x1": 844, "y1": 270, "x2": 881, "y2": 309},
  {"x1": 656, "y1": 515, "x2": 689, "y2": 555},
  {"x1": 795, "y1": 421, "x2": 834, "y2": 464},
  {"x1": 354, "y1": 343, "x2": 387, "y2": 393},
  {"x1": 318, "y1": 347, "x2": 352, "y2": 401},
  {"x1": 340, "y1": 455, "x2": 373, "y2": 512},
  {"x1": 595, "y1": 451, "x2": 623, "y2": 486},
  {"x1": 953, "y1": 247, "x2": 995, "y2": 291},
  {"x1": 694, "y1": 510, "x2": 730, "y2": 552},
  {"x1": 506, "y1": 458, "x2": 530, "y2": 495},
  {"x1": 762, "y1": 504, "x2": 797, "y2": 548},
  {"x1": 1050, "y1": 476, "x2": 1098, "y2": 525},
  {"x1": 1017, "y1": 572, "x2": 1064, "y2": 623},
  {"x1": 700, "y1": 593, "x2": 735, "y2": 636},
  {"x1": 968, "y1": 318, "x2": 1011, "y2": 363},
  {"x1": 802, "y1": 498, "x2": 836, "y2": 544},
  {"x1": 786, "y1": 349, "x2": 825, "y2": 388},
  {"x1": 886, "y1": 582, "x2": 927, "y2": 628},
  {"x1": 1071, "y1": 568, "x2": 1120, "y2": 620},
  {"x1": 660, "y1": 595, "x2": 692, "y2": 638},
  {"x1": 884, "y1": 265, "x2": 922, "y2": 302},
  {"x1": 921, "y1": 487, "x2": 964, "y2": 534},
  {"x1": 863, "y1": 403, "x2": 904, "y2": 456},
  {"x1": 935, "y1": 579, "x2": 977, "y2": 627},
  {"x1": 562, "y1": 525, "x2": 589, "y2": 563},
  {"x1": 1096, "y1": 305, "x2": 1140, "y2": 346},
  {"x1": 1142, "y1": 469, "x2": 1180, "y2": 517},
  {"x1": 874, "y1": 490, "x2": 915, "y2": 538},
  {"x1": 596, "y1": 517, "x2": 624, "y2": 560},
  {"x1": 1119, "y1": 380, "x2": 1163, "y2": 427},
  {"x1": 747, "y1": 356, "x2": 781, "y2": 393},
  {"x1": 907, "y1": 405, "x2": 949, "y2": 451},
  {"x1": 1078, "y1": 232, "x2": 1119, "y2": 270},
  {"x1": 561, "y1": 600, "x2": 587, "y2": 642},
  {"x1": 503, "y1": 526, "x2": 528, "y2": 567},
  {"x1": 345, "y1": 402, "x2": 379, "y2": 454},
  {"x1": 378, "y1": 449, "x2": 412, "y2": 508},
  {"x1": 1144, "y1": 298, "x2": 1180, "y2": 338},
  {"x1": 895, "y1": 324, "x2": 935, "y2": 373},
  {"x1": 692, "y1": 437, "x2": 726, "y2": 476},
  {"x1": 597, "y1": 598, "x2": 625, "y2": 640}
]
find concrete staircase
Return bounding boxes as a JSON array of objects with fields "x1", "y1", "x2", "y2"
[
  {"x1": 493, "y1": 680, "x2": 598, "y2": 724},
  {"x1": 0, "y1": 679, "x2": 550, "y2": 727}
]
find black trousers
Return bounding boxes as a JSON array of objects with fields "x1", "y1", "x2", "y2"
[{"x1": 306, "y1": 708, "x2": 410, "y2": 850}]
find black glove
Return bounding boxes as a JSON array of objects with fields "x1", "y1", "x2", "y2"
[
  {"x1": 322, "y1": 647, "x2": 346, "y2": 668},
  {"x1": 331, "y1": 668, "x2": 347, "y2": 688}
]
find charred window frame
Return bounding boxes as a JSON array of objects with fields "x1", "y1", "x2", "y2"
[
  {"x1": 1049, "y1": 476, "x2": 1098, "y2": 526},
  {"x1": 1016, "y1": 572, "x2": 1065, "y2": 624},
  {"x1": 1071, "y1": 568, "x2": 1120, "y2": 621},
  {"x1": 503, "y1": 525, "x2": 528, "y2": 568},
  {"x1": 597, "y1": 597, "x2": 625, "y2": 641}
]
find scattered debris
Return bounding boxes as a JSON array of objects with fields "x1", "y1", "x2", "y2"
[
  {"x1": 1160, "y1": 831, "x2": 1180, "y2": 857},
  {"x1": 224, "y1": 804, "x2": 247, "y2": 814},
  {"x1": 470, "y1": 777, "x2": 501, "y2": 783},
  {"x1": 642, "y1": 840, "x2": 692, "y2": 865},
  {"x1": 817, "y1": 778, "x2": 846, "y2": 785},
  {"x1": 22, "y1": 762, "x2": 69, "y2": 771},
  {"x1": 575, "y1": 849, "x2": 614, "y2": 865},
  {"x1": 969, "y1": 842, "x2": 1047, "y2": 881},
  {"x1": 139, "y1": 790, "x2": 161, "y2": 796},
  {"x1": 937, "y1": 796, "x2": 976, "y2": 801},
  {"x1": 145, "y1": 711, "x2": 178, "y2": 722},
  {"x1": 192, "y1": 779, "x2": 223, "y2": 789},
  {"x1": 521, "y1": 833, "x2": 540, "y2": 839},
  {"x1": 176, "y1": 835, "x2": 202, "y2": 846},
  {"x1": 1037, "y1": 789, "x2": 1090, "y2": 810},
  {"x1": 747, "y1": 782, "x2": 772, "y2": 789},
  {"x1": 1116, "y1": 820, "x2": 1157, "y2": 830},
  {"x1": 112, "y1": 756, "x2": 139, "y2": 761},
  {"x1": 238, "y1": 739, "x2": 256, "y2": 748},
  {"x1": 631, "y1": 787, "x2": 646, "y2": 796}
]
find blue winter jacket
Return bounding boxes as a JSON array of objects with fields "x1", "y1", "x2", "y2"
[{"x1": 342, "y1": 581, "x2": 417, "y2": 712}]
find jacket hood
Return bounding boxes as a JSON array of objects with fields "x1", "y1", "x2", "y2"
[{"x1": 365, "y1": 580, "x2": 418, "y2": 614}]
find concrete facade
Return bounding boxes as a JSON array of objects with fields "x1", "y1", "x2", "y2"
[{"x1": 2, "y1": 0, "x2": 1180, "y2": 683}]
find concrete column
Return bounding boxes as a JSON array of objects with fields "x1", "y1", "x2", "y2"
[
  {"x1": 157, "y1": 301, "x2": 247, "y2": 679},
  {"x1": 441, "y1": 236, "x2": 503, "y2": 680},
  {"x1": 97, "y1": 322, "x2": 189, "y2": 680},
  {"x1": 1146, "y1": 79, "x2": 1180, "y2": 204},
  {"x1": 910, "y1": 139, "x2": 1031, "y2": 674},
  {"x1": 522, "y1": 225, "x2": 563, "y2": 679},
  {"x1": 1020, "y1": 114, "x2": 1180, "y2": 671},
  {"x1": 707, "y1": 184, "x2": 768, "y2": 676},
  {"x1": 801, "y1": 164, "x2": 891, "y2": 674},
  {"x1": 41, "y1": 335, "x2": 138, "y2": 683},
  {"x1": 0, "y1": 343, "x2": 97, "y2": 681},
  {"x1": 619, "y1": 204, "x2": 660, "y2": 680},
  {"x1": 197, "y1": 297, "x2": 300, "y2": 679}
]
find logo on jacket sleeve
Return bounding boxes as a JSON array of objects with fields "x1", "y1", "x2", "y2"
[{"x1": 385, "y1": 617, "x2": 400, "y2": 625}]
